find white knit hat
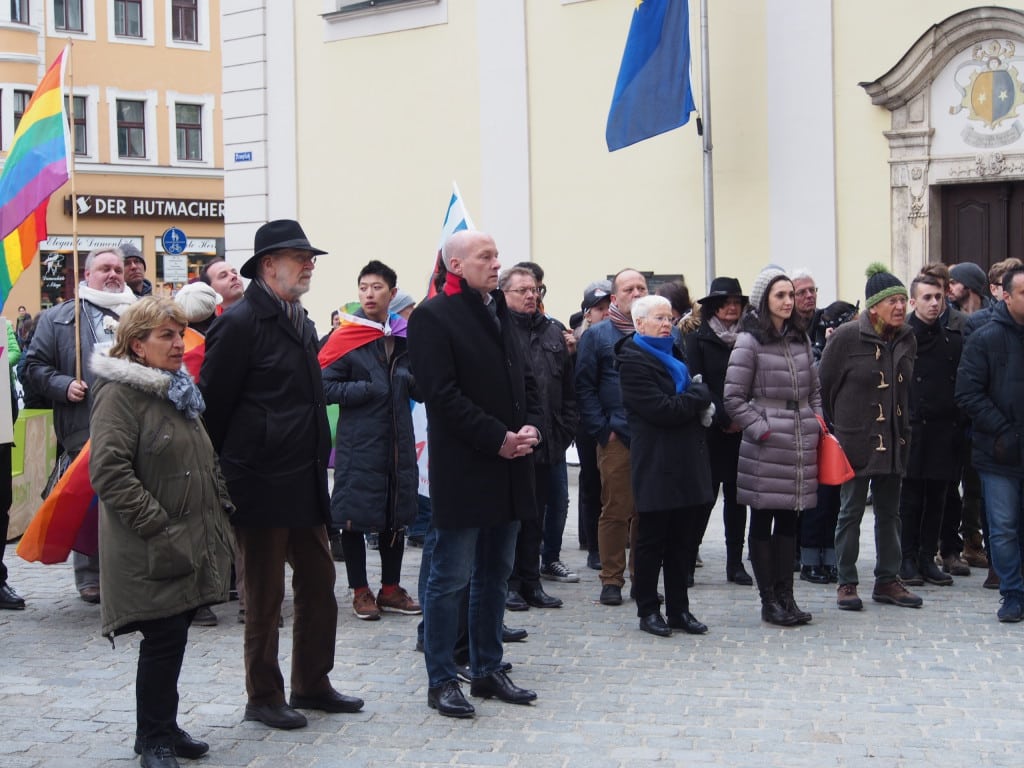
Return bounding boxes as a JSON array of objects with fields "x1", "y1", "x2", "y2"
[
  {"x1": 749, "y1": 265, "x2": 789, "y2": 311},
  {"x1": 174, "y1": 281, "x2": 221, "y2": 323}
]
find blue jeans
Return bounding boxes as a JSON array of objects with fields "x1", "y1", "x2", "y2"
[
  {"x1": 423, "y1": 521, "x2": 519, "y2": 688},
  {"x1": 978, "y1": 472, "x2": 1024, "y2": 596},
  {"x1": 542, "y1": 461, "x2": 570, "y2": 564}
]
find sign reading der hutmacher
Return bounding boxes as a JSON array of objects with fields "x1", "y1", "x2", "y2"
[{"x1": 64, "y1": 194, "x2": 224, "y2": 220}]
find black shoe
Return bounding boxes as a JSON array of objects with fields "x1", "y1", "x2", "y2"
[
  {"x1": 469, "y1": 670, "x2": 537, "y2": 704},
  {"x1": 505, "y1": 590, "x2": 529, "y2": 611},
  {"x1": 727, "y1": 564, "x2": 754, "y2": 586},
  {"x1": 898, "y1": 557, "x2": 925, "y2": 587},
  {"x1": 139, "y1": 745, "x2": 180, "y2": 768},
  {"x1": 289, "y1": 688, "x2": 364, "y2": 714},
  {"x1": 638, "y1": 612, "x2": 672, "y2": 637},
  {"x1": 599, "y1": 584, "x2": 622, "y2": 605},
  {"x1": 826, "y1": 565, "x2": 839, "y2": 583},
  {"x1": 428, "y1": 680, "x2": 475, "y2": 718},
  {"x1": 520, "y1": 585, "x2": 562, "y2": 609},
  {"x1": 243, "y1": 702, "x2": 308, "y2": 730},
  {"x1": 920, "y1": 560, "x2": 954, "y2": 586},
  {"x1": 0, "y1": 582, "x2": 25, "y2": 610},
  {"x1": 407, "y1": 535, "x2": 425, "y2": 548},
  {"x1": 667, "y1": 611, "x2": 708, "y2": 634},
  {"x1": 502, "y1": 624, "x2": 528, "y2": 643},
  {"x1": 587, "y1": 551, "x2": 602, "y2": 570},
  {"x1": 134, "y1": 728, "x2": 209, "y2": 759},
  {"x1": 799, "y1": 565, "x2": 830, "y2": 585},
  {"x1": 192, "y1": 606, "x2": 218, "y2": 626}
]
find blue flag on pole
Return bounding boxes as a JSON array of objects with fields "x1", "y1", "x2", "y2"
[{"x1": 606, "y1": 0, "x2": 695, "y2": 152}]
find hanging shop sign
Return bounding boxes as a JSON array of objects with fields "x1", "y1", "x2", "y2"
[{"x1": 64, "y1": 195, "x2": 224, "y2": 220}]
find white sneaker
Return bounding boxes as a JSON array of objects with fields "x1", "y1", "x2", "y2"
[{"x1": 540, "y1": 560, "x2": 580, "y2": 583}]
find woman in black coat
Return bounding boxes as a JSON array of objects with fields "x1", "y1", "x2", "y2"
[
  {"x1": 618, "y1": 295, "x2": 714, "y2": 638},
  {"x1": 684, "y1": 277, "x2": 752, "y2": 586}
]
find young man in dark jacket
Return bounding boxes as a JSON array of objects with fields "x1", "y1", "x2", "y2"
[{"x1": 956, "y1": 266, "x2": 1024, "y2": 622}]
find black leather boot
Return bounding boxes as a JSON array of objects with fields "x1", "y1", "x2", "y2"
[
  {"x1": 748, "y1": 538, "x2": 798, "y2": 626},
  {"x1": 773, "y1": 535, "x2": 811, "y2": 625},
  {"x1": 726, "y1": 542, "x2": 753, "y2": 585}
]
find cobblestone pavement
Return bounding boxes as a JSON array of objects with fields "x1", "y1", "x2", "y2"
[{"x1": 1, "y1": 468, "x2": 1023, "y2": 767}]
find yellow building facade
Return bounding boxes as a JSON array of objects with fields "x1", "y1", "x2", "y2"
[
  {"x1": 223, "y1": 2, "x2": 1024, "y2": 327},
  {"x1": 0, "y1": 0, "x2": 223, "y2": 317}
]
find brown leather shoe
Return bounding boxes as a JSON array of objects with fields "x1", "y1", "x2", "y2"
[
  {"x1": 78, "y1": 585, "x2": 100, "y2": 604},
  {"x1": 942, "y1": 554, "x2": 971, "y2": 576},
  {"x1": 836, "y1": 583, "x2": 863, "y2": 611},
  {"x1": 962, "y1": 543, "x2": 989, "y2": 569},
  {"x1": 984, "y1": 567, "x2": 1000, "y2": 590},
  {"x1": 872, "y1": 579, "x2": 923, "y2": 608}
]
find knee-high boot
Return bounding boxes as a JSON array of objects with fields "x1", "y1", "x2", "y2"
[
  {"x1": 773, "y1": 535, "x2": 811, "y2": 625},
  {"x1": 749, "y1": 538, "x2": 798, "y2": 626}
]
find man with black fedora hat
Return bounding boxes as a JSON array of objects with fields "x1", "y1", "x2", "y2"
[{"x1": 200, "y1": 219, "x2": 363, "y2": 730}]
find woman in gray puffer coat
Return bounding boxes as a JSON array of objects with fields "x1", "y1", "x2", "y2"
[
  {"x1": 90, "y1": 297, "x2": 234, "y2": 768},
  {"x1": 724, "y1": 268, "x2": 822, "y2": 627}
]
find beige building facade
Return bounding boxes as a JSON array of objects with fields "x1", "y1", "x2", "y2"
[
  {"x1": 0, "y1": 0, "x2": 223, "y2": 316},
  {"x1": 222, "y1": 2, "x2": 1024, "y2": 327}
]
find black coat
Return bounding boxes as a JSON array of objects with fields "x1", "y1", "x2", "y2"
[
  {"x1": 617, "y1": 335, "x2": 714, "y2": 514},
  {"x1": 956, "y1": 301, "x2": 1024, "y2": 479},
  {"x1": 322, "y1": 330, "x2": 418, "y2": 533},
  {"x1": 684, "y1": 320, "x2": 742, "y2": 484},
  {"x1": 407, "y1": 283, "x2": 543, "y2": 529},
  {"x1": 199, "y1": 283, "x2": 331, "y2": 528},
  {"x1": 905, "y1": 313, "x2": 964, "y2": 480},
  {"x1": 507, "y1": 310, "x2": 578, "y2": 464}
]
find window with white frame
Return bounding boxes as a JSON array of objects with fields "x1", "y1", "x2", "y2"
[
  {"x1": 116, "y1": 99, "x2": 145, "y2": 157},
  {"x1": 172, "y1": 0, "x2": 196, "y2": 41},
  {"x1": 322, "y1": 0, "x2": 447, "y2": 43},
  {"x1": 175, "y1": 103, "x2": 201, "y2": 161},
  {"x1": 55, "y1": 0, "x2": 84, "y2": 31},
  {"x1": 64, "y1": 94, "x2": 87, "y2": 155},
  {"x1": 10, "y1": 0, "x2": 29, "y2": 24},
  {"x1": 13, "y1": 90, "x2": 30, "y2": 132},
  {"x1": 167, "y1": 92, "x2": 214, "y2": 168},
  {"x1": 114, "y1": 0, "x2": 141, "y2": 37}
]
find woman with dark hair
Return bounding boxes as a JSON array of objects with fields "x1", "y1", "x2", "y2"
[
  {"x1": 656, "y1": 279, "x2": 692, "y2": 321},
  {"x1": 618, "y1": 294, "x2": 714, "y2": 637},
  {"x1": 724, "y1": 267, "x2": 822, "y2": 627},
  {"x1": 684, "y1": 277, "x2": 752, "y2": 586},
  {"x1": 89, "y1": 297, "x2": 234, "y2": 768}
]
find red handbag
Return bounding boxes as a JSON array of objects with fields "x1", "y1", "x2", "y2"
[{"x1": 815, "y1": 416, "x2": 855, "y2": 486}]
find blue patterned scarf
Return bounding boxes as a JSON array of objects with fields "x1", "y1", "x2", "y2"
[{"x1": 166, "y1": 368, "x2": 206, "y2": 420}]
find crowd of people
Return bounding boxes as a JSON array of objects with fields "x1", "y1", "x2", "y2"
[{"x1": 1, "y1": 219, "x2": 1023, "y2": 765}]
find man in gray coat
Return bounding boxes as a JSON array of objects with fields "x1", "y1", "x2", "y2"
[
  {"x1": 24, "y1": 247, "x2": 136, "y2": 603},
  {"x1": 820, "y1": 264, "x2": 922, "y2": 612}
]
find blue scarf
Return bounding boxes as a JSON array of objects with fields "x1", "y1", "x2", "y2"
[{"x1": 632, "y1": 334, "x2": 690, "y2": 394}]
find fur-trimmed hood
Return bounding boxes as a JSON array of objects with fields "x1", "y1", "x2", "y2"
[{"x1": 90, "y1": 351, "x2": 170, "y2": 398}]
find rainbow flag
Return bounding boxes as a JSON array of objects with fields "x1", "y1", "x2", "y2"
[
  {"x1": 318, "y1": 312, "x2": 408, "y2": 370},
  {"x1": 17, "y1": 442, "x2": 98, "y2": 564},
  {"x1": 0, "y1": 46, "x2": 70, "y2": 303},
  {"x1": 181, "y1": 326, "x2": 206, "y2": 382}
]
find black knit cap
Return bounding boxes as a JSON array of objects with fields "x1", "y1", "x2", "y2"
[{"x1": 864, "y1": 262, "x2": 907, "y2": 308}]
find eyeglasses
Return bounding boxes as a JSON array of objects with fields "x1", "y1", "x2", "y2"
[
  {"x1": 275, "y1": 250, "x2": 317, "y2": 266},
  {"x1": 506, "y1": 287, "x2": 540, "y2": 296},
  {"x1": 795, "y1": 287, "x2": 818, "y2": 297},
  {"x1": 647, "y1": 315, "x2": 675, "y2": 324}
]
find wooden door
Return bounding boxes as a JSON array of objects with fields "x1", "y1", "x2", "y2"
[{"x1": 941, "y1": 181, "x2": 1024, "y2": 269}]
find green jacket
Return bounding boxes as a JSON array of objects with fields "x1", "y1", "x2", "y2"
[{"x1": 89, "y1": 352, "x2": 234, "y2": 637}]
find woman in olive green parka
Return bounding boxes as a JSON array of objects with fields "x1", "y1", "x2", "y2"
[{"x1": 89, "y1": 297, "x2": 234, "y2": 768}]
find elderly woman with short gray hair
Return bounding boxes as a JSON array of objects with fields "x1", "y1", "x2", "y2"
[{"x1": 617, "y1": 294, "x2": 714, "y2": 638}]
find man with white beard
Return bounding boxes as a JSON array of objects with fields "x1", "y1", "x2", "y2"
[{"x1": 24, "y1": 247, "x2": 137, "y2": 603}]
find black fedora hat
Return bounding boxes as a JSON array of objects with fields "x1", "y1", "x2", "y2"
[
  {"x1": 696, "y1": 276, "x2": 747, "y2": 306},
  {"x1": 240, "y1": 219, "x2": 328, "y2": 279}
]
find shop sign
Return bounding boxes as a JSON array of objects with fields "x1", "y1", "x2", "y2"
[{"x1": 65, "y1": 195, "x2": 224, "y2": 220}]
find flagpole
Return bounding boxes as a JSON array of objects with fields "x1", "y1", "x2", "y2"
[
  {"x1": 66, "y1": 41, "x2": 81, "y2": 383},
  {"x1": 699, "y1": 0, "x2": 716, "y2": 291}
]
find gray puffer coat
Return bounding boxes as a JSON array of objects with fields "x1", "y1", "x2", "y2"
[
  {"x1": 89, "y1": 353, "x2": 234, "y2": 638},
  {"x1": 723, "y1": 315, "x2": 822, "y2": 511}
]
